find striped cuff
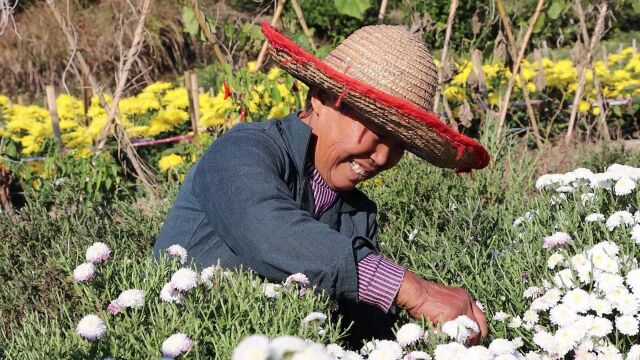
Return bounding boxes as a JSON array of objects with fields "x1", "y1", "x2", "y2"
[{"x1": 357, "y1": 253, "x2": 406, "y2": 312}]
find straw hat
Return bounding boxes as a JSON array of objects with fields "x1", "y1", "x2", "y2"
[{"x1": 261, "y1": 23, "x2": 490, "y2": 171}]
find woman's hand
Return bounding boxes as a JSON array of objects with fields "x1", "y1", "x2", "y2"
[{"x1": 395, "y1": 271, "x2": 488, "y2": 345}]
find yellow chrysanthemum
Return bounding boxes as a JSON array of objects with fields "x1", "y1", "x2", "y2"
[
  {"x1": 268, "y1": 102, "x2": 288, "y2": 119},
  {"x1": 443, "y1": 86, "x2": 466, "y2": 102},
  {"x1": 142, "y1": 81, "x2": 173, "y2": 95},
  {"x1": 158, "y1": 153, "x2": 185, "y2": 172},
  {"x1": 578, "y1": 101, "x2": 591, "y2": 113},
  {"x1": 267, "y1": 67, "x2": 283, "y2": 81}
]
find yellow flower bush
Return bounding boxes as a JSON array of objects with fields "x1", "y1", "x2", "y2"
[{"x1": 158, "y1": 153, "x2": 185, "y2": 172}]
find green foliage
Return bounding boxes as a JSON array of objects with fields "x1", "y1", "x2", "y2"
[{"x1": 333, "y1": 0, "x2": 372, "y2": 21}]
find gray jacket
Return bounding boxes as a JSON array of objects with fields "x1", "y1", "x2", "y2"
[{"x1": 153, "y1": 113, "x2": 380, "y2": 302}]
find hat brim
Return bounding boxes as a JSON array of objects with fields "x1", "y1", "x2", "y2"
[{"x1": 261, "y1": 23, "x2": 490, "y2": 171}]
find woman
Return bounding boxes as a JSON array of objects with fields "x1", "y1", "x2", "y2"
[{"x1": 154, "y1": 23, "x2": 490, "y2": 346}]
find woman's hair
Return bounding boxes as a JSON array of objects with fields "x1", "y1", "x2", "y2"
[{"x1": 298, "y1": 86, "x2": 315, "y2": 119}]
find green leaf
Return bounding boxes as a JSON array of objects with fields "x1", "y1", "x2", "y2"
[
  {"x1": 333, "y1": 0, "x2": 371, "y2": 20},
  {"x1": 547, "y1": 0, "x2": 565, "y2": 20},
  {"x1": 182, "y1": 5, "x2": 200, "y2": 37},
  {"x1": 533, "y1": 12, "x2": 546, "y2": 33}
]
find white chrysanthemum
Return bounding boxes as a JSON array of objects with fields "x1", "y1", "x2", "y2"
[
  {"x1": 606, "y1": 163, "x2": 636, "y2": 178},
  {"x1": 290, "y1": 343, "x2": 332, "y2": 360},
  {"x1": 284, "y1": 273, "x2": 310, "y2": 288},
  {"x1": 591, "y1": 241, "x2": 620, "y2": 256},
  {"x1": 626, "y1": 269, "x2": 640, "y2": 293},
  {"x1": 368, "y1": 340, "x2": 402, "y2": 360},
  {"x1": 523, "y1": 310, "x2": 539, "y2": 324},
  {"x1": 170, "y1": 268, "x2": 198, "y2": 292},
  {"x1": 547, "y1": 253, "x2": 564, "y2": 269},
  {"x1": 85, "y1": 242, "x2": 111, "y2": 263},
  {"x1": 595, "y1": 272, "x2": 624, "y2": 293},
  {"x1": 262, "y1": 283, "x2": 282, "y2": 298},
  {"x1": 531, "y1": 288, "x2": 562, "y2": 311},
  {"x1": 596, "y1": 342, "x2": 622, "y2": 357},
  {"x1": 493, "y1": 311, "x2": 510, "y2": 322},
  {"x1": 550, "y1": 304, "x2": 579, "y2": 327},
  {"x1": 590, "y1": 173, "x2": 613, "y2": 189},
  {"x1": 606, "y1": 211, "x2": 635, "y2": 231},
  {"x1": 76, "y1": 314, "x2": 106, "y2": 341},
  {"x1": 162, "y1": 333, "x2": 192, "y2": 358},
  {"x1": 115, "y1": 289, "x2": 145, "y2": 309},
  {"x1": 572, "y1": 168, "x2": 595, "y2": 182},
  {"x1": 588, "y1": 316, "x2": 612, "y2": 338},
  {"x1": 590, "y1": 295, "x2": 613, "y2": 316},
  {"x1": 631, "y1": 225, "x2": 640, "y2": 244},
  {"x1": 554, "y1": 326, "x2": 582, "y2": 357},
  {"x1": 442, "y1": 316, "x2": 478, "y2": 343},
  {"x1": 396, "y1": 323, "x2": 424, "y2": 347},
  {"x1": 73, "y1": 262, "x2": 95, "y2": 282},
  {"x1": 553, "y1": 268, "x2": 576, "y2": 289},
  {"x1": 627, "y1": 344, "x2": 640, "y2": 360},
  {"x1": 585, "y1": 213, "x2": 605, "y2": 222},
  {"x1": 342, "y1": 350, "x2": 365, "y2": 360},
  {"x1": 199, "y1": 265, "x2": 221, "y2": 287},
  {"x1": 232, "y1": 335, "x2": 270, "y2": 360},
  {"x1": 269, "y1": 336, "x2": 307, "y2": 358},
  {"x1": 614, "y1": 293, "x2": 639, "y2": 315},
  {"x1": 302, "y1": 312, "x2": 327, "y2": 325},
  {"x1": 562, "y1": 289, "x2": 590, "y2": 313},
  {"x1": 614, "y1": 177, "x2": 636, "y2": 196},
  {"x1": 556, "y1": 185, "x2": 574, "y2": 193},
  {"x1": 615, "y1": 315, "x2": 639, "y2": 336},
  {"x1": 166, "y1": 244, "x2": 188, "y2": 264},
  {"x1": 403, "y1": 350, "x2": 431, "y2": 360},
  {"x1": 508, "y1": 316, "x2": 522, "y2": 329},
  {"x1": 326, "y1": 344, "x2": 345, "y2": 358},
  {"x1": 159, "y1": 282, "x2": 183, "y2": 304},
  {"x1": 433, "y1": 342, "x2": 467, "y2": 360},
  {"x1": 523, "y1": 287, "x2": 542, "y2": 299},
  {"x1": 464, "y1": 346, "x2": 492, "y2": 360},
  {"x1": 532, "y1": 331, "x2": 556, "y2": 354},
  {"x1": 535, "y1": 174, "x2": 563, "y2": 191},
  {"x1": 488, "y1": 339, "x2": 515, "y2": 355}
]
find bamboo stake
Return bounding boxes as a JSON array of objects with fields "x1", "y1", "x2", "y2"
[
  {"x1": 495, "y1": 0, "x2": 545, "y2": 142},
  {"x1": 433, "y1": 0, "x2": 457, "y2": 117},
  {"x1": 189, "y1": 0, "x2": 227, "y2": 64},
  {"x1": 565, "y1": 1, "x2": 608, "y2": 144},
  {"x1": 189, "y1": 73, "x2": 200, "y2": 136},
  {"x1": 377, "y1": 0, "x2": 389, "y2": 24},
  {"x1": 290, "y1": 0, "x2": 316, "y2": 51},
  {"x1": 45, "y1": 85, "x2": 63, "y2": 149},
  {"x1": 46, "y1": 0, "x2": 158, "y2": 199},
  {"x1": 633, "y1": 39, "x2": 637, "y2": 56},
  {"x1": 255, "y1": 0, "x2": 286, "y2": 71},
  {"x1": 496, "y1": 0, "x2": 544, "y2": 148}
]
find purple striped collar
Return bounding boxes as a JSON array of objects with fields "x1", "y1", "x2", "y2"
[{"x1": 309, "y1": 167, "x2": 338, "y2": 219}]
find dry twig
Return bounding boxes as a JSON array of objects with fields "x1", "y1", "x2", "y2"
[
  {"x1": 0, "y1": 0, "x2": 18, "y2": 35},
  {"x1": 565, "y1": 2, "x2": 608, "y2": 144},
  {"x1": 189, "y1": 0, "x2": 227, "y2": 64},
  {"x1": 495, "y1": 0, "x2": 545, "y2": 142},
  {"x1": 290, "y1": 0, "x2": 316, "y2": 51},
  {"x1": 433, "y1": 0, "x2": 457, "y2": 119},
  {"x1": 255, "y1": 0, "x2": 286, "y2": 71}
]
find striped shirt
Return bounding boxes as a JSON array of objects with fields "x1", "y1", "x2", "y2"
[{"x1": 309, "y1": 167, "x2": 406, "y2": 312}]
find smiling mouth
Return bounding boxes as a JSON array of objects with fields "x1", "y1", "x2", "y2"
[{"x1": 348, "y1": 159, "x2": 370, "y2": 180}]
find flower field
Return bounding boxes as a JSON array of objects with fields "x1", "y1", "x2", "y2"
[{"x1": 1, "y1": 121, "x2": 640, "y2": 358}]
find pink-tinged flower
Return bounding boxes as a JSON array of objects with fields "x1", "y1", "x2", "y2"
[
  {"x1": 85, "y1": 242, "x2": 111, "y2": 263},
  {"x1": 160, "y1": 282, "x2": 183, "y2": 304},
  {"x1": 543, "y1": 232, "x2": 573, "y2": 249},
  {"x1": 166, "y1": 245, "x2": 188, "y2": 264},
  {"x1": 107, "y1": 301, "x2": 121, "y2": 314},
  {"x1": 113, "y1": 289, "x2": 145, "y2": 309},
  {"x1": 73, "y1": 262, "x2": 95, "y2": 282},
  {"x1": 284, "y1": 273, "x2": 309, "y2": 288},
  {"x1": 162, "y1": 333, "x2": 192, "y2": 358},
  {"x1": 76, "y1": 314, "x2": 106, "y2": 341}
]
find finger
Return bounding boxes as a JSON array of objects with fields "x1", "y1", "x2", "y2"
[{"x1": 471, "y1": 301, "x2": 489, "y2": 339}]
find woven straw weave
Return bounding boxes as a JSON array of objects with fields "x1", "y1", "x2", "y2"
[{"x1": 263, "y1": 23, "x2": 490, "y2": 170}]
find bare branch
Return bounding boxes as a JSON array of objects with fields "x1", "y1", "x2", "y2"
[{"x1": 0, "y1": 0, "x2": 19, "y2": 36}]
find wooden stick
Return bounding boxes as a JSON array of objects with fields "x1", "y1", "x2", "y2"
[
  {"x1": 189, "y1": 73, "x2": 200, "y2": 136},
  {"x1": 377, "y1": 0, "x2": 388, "y2": 24},
  {"x1": 45, "y1": 85, "x2": 63, "y2": 149},
  {"x1": 189, "y1": 0, "x2": 227, "y2": 64},
  {"x1": 495, "y1": 0, "x2": 544, "y2": 147},
  {"x1": 433, "y1": 0, "x2": 457, "y2": 115},
  {"x1": 565, "y1": 1, "x2": 608, "y2": 144},
  {"x1": 495, "y1": 0, "x2": 545, "y2": 142},
  {"x1": 290, "y1": 0, "x2": 316, "y2": 51},
  {"x1": 633, "y1": 39, "x2": 637, "y2": 56},
  {"x1": 255, "y1": 0, "x2": 286, "y2": 71}
]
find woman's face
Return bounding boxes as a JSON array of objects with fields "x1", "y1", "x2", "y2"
[{"x1": 308, "y1": 92, "x2": 404, "y2": 191}]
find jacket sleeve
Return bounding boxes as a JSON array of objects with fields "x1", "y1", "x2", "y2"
[{"x1": 191, "y1": 128, "x2": 375, "y2": 302}]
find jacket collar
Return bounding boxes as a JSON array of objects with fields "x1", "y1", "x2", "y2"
[{"x1": 279, "y1": 113, "x2": 312, "y2": 176}]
